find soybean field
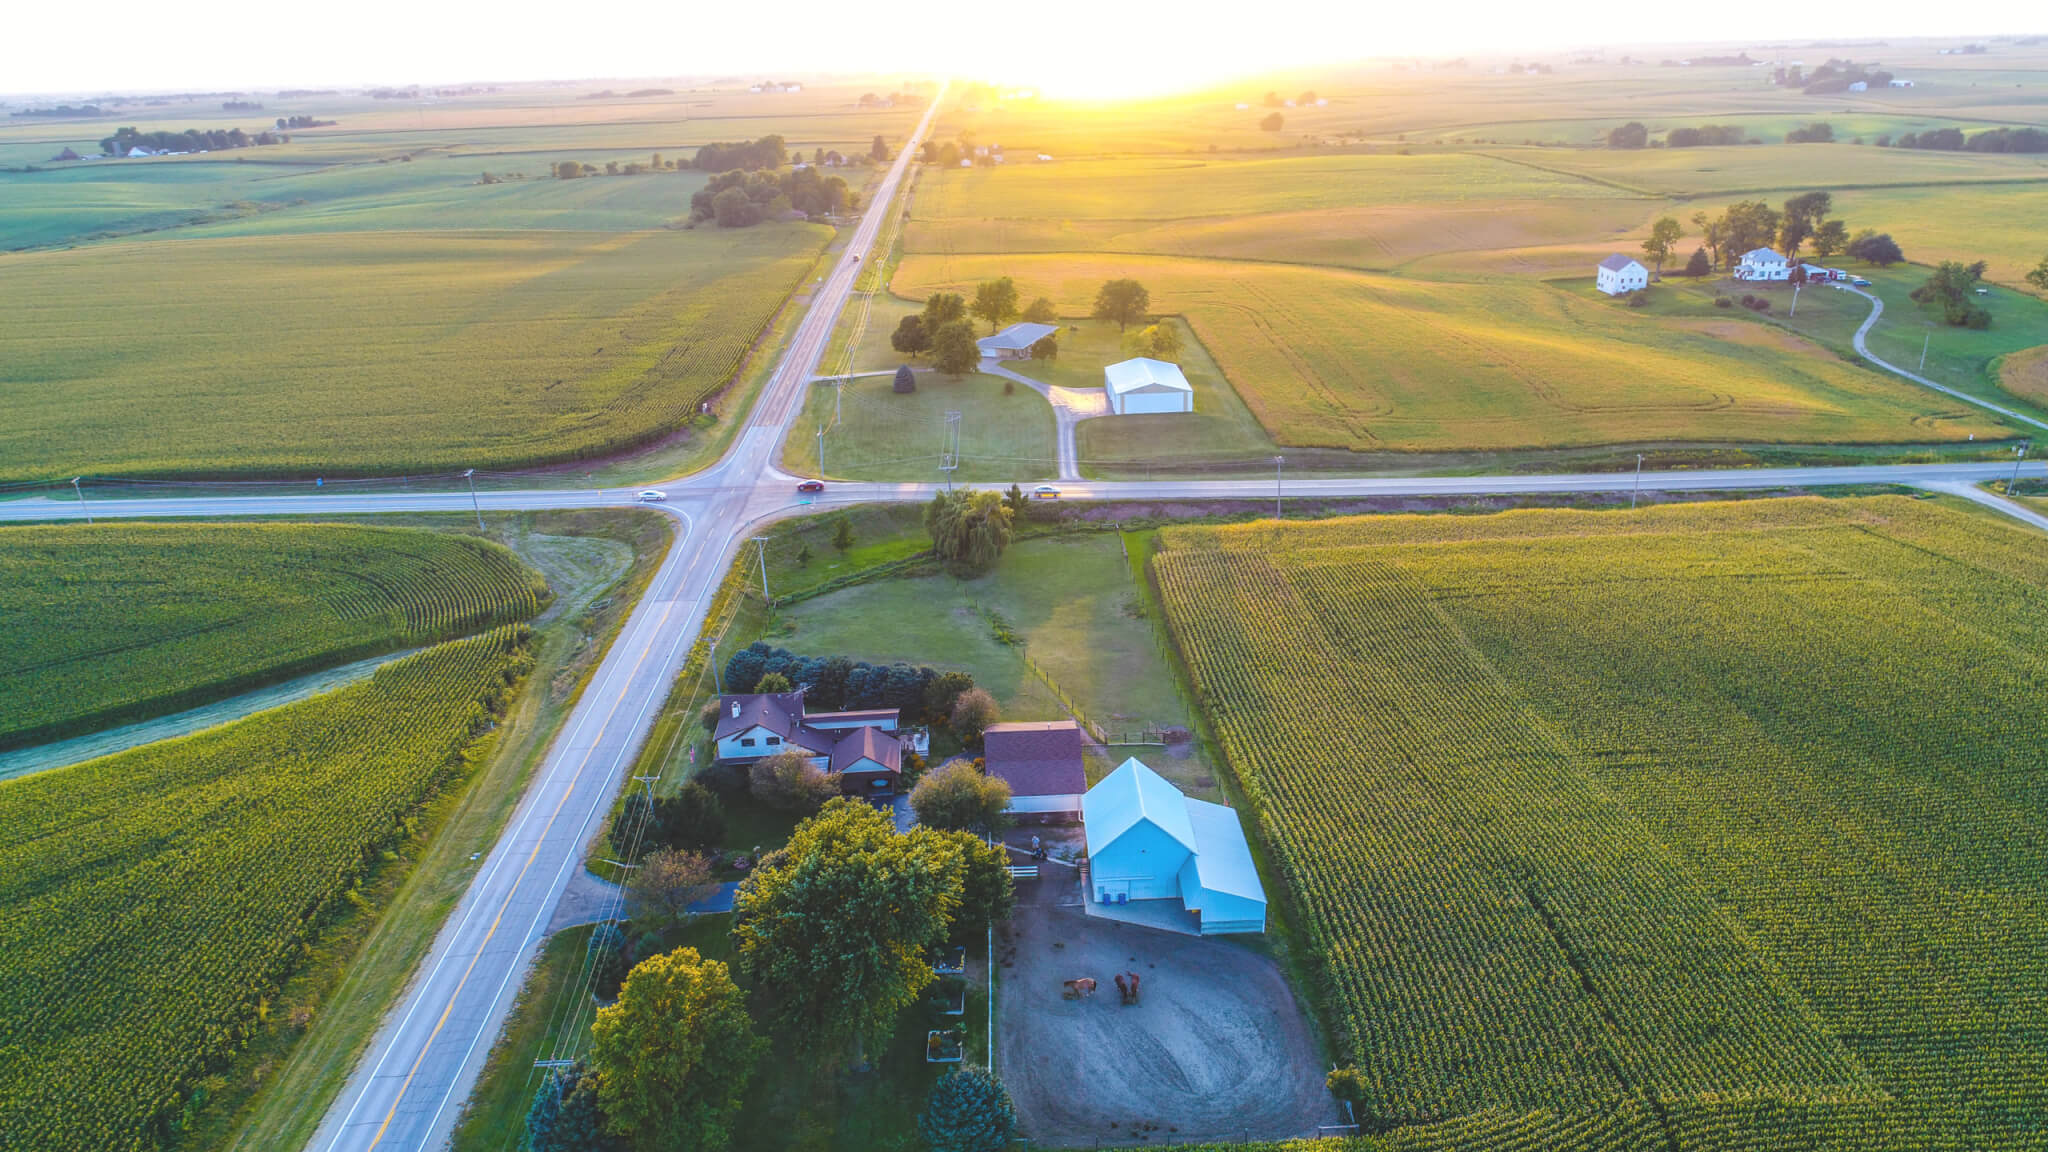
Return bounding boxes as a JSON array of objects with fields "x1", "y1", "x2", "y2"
[
  {"x1": 0, "y1": 627, "x2": 535, "y2": 1152},
  {"x1": 0, "y1": 522, "x2": 548, "y2": 750},
  {"x1": 1149, "y1": 495, "x2": 2048, "y2": 1150}
]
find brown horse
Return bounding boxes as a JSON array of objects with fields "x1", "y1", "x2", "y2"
[
  {"x1": 1114, "y1": 973, "x2": 1130, "y2": 1003},
  {"x1": 1061, "y1": 977, "x2": 1098, "y2": 1000},
  {"x1": 1127, "y1": 971, "x2": 1141, "y2": 1004}
]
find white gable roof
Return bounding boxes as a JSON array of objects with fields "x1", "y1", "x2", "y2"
[
  {"x1": 1183, "y1": 797, "x2": 1266, "y2": 905},
  {"x1": 977, "y1": 322, "x2": 1059, "y2": 352},
  {"x1": 1104, "y1": 357, "x2": 1194, "y2": 397},
  {"x1": 1083, "y1": 757, "x2": 1196, "y2": 857},
  {"x1": 1741, "y1": 247, "x2": 1787, "y2": 264}
]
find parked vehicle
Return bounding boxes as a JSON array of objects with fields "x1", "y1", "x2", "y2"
[{"x1": 1851, "y1": 277, "x2": 1871, "y2": 287}]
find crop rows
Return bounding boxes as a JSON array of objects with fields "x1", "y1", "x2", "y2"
[
  {"x1": 1148, "y1": 496, "x2": 2048, "y2": 1150},
  {"x1": 0, "y1": 521, "x2": 547, "y2": 750},
  {"x1": 0, "y1": 627, "x2": 534, "y2": 1151}
]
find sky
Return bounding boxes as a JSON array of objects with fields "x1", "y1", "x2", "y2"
[{"x1": 5, "y1": 0, "x2": 2041, "y2": 99}]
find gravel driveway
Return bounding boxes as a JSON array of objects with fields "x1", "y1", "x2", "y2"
[{"x1": 996, "y1": 867, "x2": 1339, "y2": 1146}]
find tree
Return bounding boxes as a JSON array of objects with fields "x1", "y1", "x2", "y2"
[
  {"x1": 970, "y1": 277, "x2": 1020, "y2": 334},
  {"x1": 796, "y1": 542, "x2": 813, "y2": 566},
  {"x1": 922, "y1": 291, "x2": 967, "y2": 332},
  {"x1": 711, "y1": 185, "x2": 758, "y2": 227},
  {"x1": 1259, "y1": 112, "x2": 1284, "y2": 132},
  {"x1": 1786, "y1": 122, "x2": 1835, "y2": 144},
  {"x1": 950, "y1": 688, "x2": 1001, "y2": 743},
  {"x1": 1263, "y1": 90, "x2": 1283, "y2": 108},
  {"x1": 1779, "y1": 191, "x2": 1832, "y2": 259},
  {"x1": 1021, "y1": 296, "x2": 1057, "y2": 324},
  {"x1": 590, "y1": 947, "x2": 762, "y2": 1152},
  {"x1": 732, "y1": 799, "x2": 969, "y2": 1055},
  {"x1": 527, "y1": 1063, "x2": 619, "y2": 1152},
  {"x1": 871, "y1": 134, "x2": 890, "y2": 161},
  {"x1": 1029, "y1": 334, "x2": 1058, "y2": 360},
  {"x1": 750, "y1": 751, "x2": 838, "y2": 813},
  {"x1": 946, "y1": 829, "x2": 1016, "y2": 927},
  {"x1": 2027, "y1": 254, "x2": 2048, "y2": 293},
  {"x1": 1911, "y1": 260, "x2": 1993, "y2": 327},
  {"x1": 932, "y1": 320, "x2": 981, "y2": 375},
  {"x1": 1607, "y1": 121, "x2": 1648, "y2": 149},
  {"x1": 1640, "y1": 216, "x2": 1682, "y2": 274},
  {"x1": 919, "y1": 1064, "x2": 1017, "y2": 1152},
  {"x1": 627, "y1": 848, "x2": 718, "y2": 926},
  {"x1": 657, "y1": 782, "x2": 726, "y2": 853},
  {"x1": 1847, "y1": 230, "x2": 1904, "y2": 267},
  {"x1": 833, "y1": 515, "x2": 855, "y2": 551},
  {"x1": 555, "y1": 159, "x2": 585, "y2": 179},
  {"x1": 589, "y1": 923, "x2": 630, "y2": 1002},
  {"x1": 1691, "y1": 210, "x2": 1728, "y2": 271},
  {"x1": 924, "y1": 670, "x2": 976, "y2": 719},
  {"x1": 910, "y1": 758, "x2": 1011, "y2": 832},
  {"x1": 1122, "y1": 322, "x2": 1183, "y2": 363},
  {"x1": 1811, "y1": 219, "x2": 1850, "y2": 260},
  {"x1": 1092, "y1": 279, "x2": 1151, "y2": 331},
  {"x1": 893, "y1": 364, "x2": 917, "y2": 393},
  {"x1": 891, "y1": 314, "x2": 931, "y2": 356},
  {"x1": 924, "y1": 489, "x2": 1014, "y2": 574},
  {"x1": 754, "y1": 671, "x2": 792, "y2": 694},
  {"x1": 1683, "y1": 247, "x2": 1712, "y2": 277}
]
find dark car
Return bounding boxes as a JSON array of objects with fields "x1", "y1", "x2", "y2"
[{"x1": 797, "y1": 479, "x2": 825, "y2": 493}]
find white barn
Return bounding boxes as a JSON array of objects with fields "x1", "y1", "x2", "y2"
[
  {"x1": 1735, "y1": 247, "x2": 1791, "y2": 281},
  {"x1": 1103, "y1": 357, "x2": 1194, "y2": 415},
  {"x1": 977, "y1": 322, "x2": 1058, "y2": 361},
  {"x1": 1083, "y1": 758, "x2": 1266, "y2": 934},
  {"x1": 1596, "y1": 254, "x2": 1649, "y2": 295}
]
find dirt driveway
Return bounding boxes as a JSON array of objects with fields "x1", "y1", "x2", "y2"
[{"x1": 995, "y1": 862, "x2": 1339, "y2": 1146}]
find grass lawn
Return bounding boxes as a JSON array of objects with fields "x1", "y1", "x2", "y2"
[
  {"x1": 779, "y1": 370, "x2": 1057, "y2": 483},
  {"x1": 895, "y1": 251, "x2": 2010, "y2": 455},
  {"x1": 1007, "y1": 317, "x2": 1280, "y2": 476}
]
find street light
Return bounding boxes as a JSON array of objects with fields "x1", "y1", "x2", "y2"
[
  {"x1": 1632, "y1": 453, "x2": 1644, "y2": 510},
  {"x1": 2011, "y1": 441, "x2": 2030, "y2": 498},
  {"x1": 1273, "y1": 455, "x2": 1285, "y2": 520},
  {"x1": 463, "y1": 468, "x2": 483, "y2": 531},
  {"x1": 1921, "y1": 323, "x2": 1934, "y2": 373},
  {"x1": 69, "y1": 476, "x2": 91, "y2": 524}
]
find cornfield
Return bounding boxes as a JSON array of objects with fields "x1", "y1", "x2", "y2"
[
  {"x1": 0, "y1": 627, "x2": 534, "y2": 1151},
  {"x1": 1149, "y1": 495, "x2": 2048, "y2": 1150},
  {"x1": 0, "y1": 521, "x2": 548, "y2": 750}
]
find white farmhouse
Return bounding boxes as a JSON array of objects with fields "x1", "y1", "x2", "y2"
[
  {"x1": 1083, "y1": 758, "x2": 1266, "y2": 934},
  {"x1": 976, "y1": 321, "x2": 1058, "y2": 361},
  {"x1": 1735, "y1": 247, "x2": 1792, "y2": 282},
  {"x1": 1103, "y1": 357, "x2": 1194, "y2": 415},
  {"x1": 1596, "y1": 254, "x2": 1649, "y2": 295}
]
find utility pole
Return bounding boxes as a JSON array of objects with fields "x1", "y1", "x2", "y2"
[
  {"x1": 710, "y1": 638, "x2": 722, "y2": 694},
  {"x1": 1921, "y1": 325, "x2": 1933, "y2": 372},
  {"x1": 1273, "y1": 455, "x2": 1285, "y2": 520},
  {"x1": 1632, "y1": 453, "x2": 1644, "y2": 510},
  {"x1": 69, "y1": 476, "x2": 91, "y2": 524},
  {"x1": 752, "y1": 537, "x2": 771, "y2": 600},
  {"x1": 1790, "y1": 281, "x2": 1801, "y2": 317},
  {"x1": 2011, "y1": 441, "x2": 2030, "y2": 498},
  {"x1": 940, "y1": 410, "x2": 961, "y2": 490},
  {"x1": 817, "y1": 425, "x2": 826, "y2": 480},
  {"x1": 463, "y1": 468, "x2": 483, "y2": 531}
]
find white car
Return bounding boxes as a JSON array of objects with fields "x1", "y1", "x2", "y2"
[
  {"x1": 1032, "y1": 484, "x2": 1061, "y2": 499},
  {"x1": 637, "y1": 489, "x2": 667, "y2": 503}
]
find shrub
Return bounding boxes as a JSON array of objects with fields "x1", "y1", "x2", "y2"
[
  {"x1": 750, "y1": 751, "x2": 839, "y2": 813},
  {"x1": 1714, "y1": 297, "x2": 1733, "y2": 309},
  {"x1": 893, "y1": 364, "x2": 917, "y2": 393},
  {"x1": 950, "y1": 688, "x2": 1001, "y2": 742}
]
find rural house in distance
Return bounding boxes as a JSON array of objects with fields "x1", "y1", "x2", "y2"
[
  {"x1": 1596, "y1": 254, "x2": 1649, "y2": 295},
  {"x1": 713, "y1": 690, "x2": 905, "y2": 796},
  {"x1": 976, "y1": 321, "x2": 1059, "y2": 361},
  {"x1": 1735, "y1": 247, "x2": 1793, "y2": 281}
]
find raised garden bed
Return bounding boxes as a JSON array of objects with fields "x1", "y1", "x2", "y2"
[{"x1": 926, "y1": 1029, "x2": 965, "y2": 1063}]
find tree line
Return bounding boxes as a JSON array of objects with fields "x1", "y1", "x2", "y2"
[
  {"x1": 687, "y1": 165, "x2": 851, "y2": 227},
  {"x1": 1886, "y1": 126, "x2": 2048, "y2": 153},
  {"x1": 99, "y1": 126, "x2": 283, "y2": 154}
]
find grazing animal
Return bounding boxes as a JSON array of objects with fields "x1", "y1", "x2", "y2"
[
  {"x1": 1127, "y1": 971, "x2": 1141, "y2": 1004},
  {"x1": 1114, "y1": 973, "x2": 1130, "y2": 1003},
  {"x1": 1062, "y1": 977, "x2": 1098, "y2": 1000}
]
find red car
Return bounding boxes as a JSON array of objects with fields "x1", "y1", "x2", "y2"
[{"x1": 796, "y1": 479, "x2": 825, "y2": 493}]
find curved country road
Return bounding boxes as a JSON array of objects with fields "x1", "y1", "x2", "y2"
[{"x1": 1843, "y1": 284, "x2": 2048, "y2": 433}]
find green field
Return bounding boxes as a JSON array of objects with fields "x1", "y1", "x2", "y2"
[
  {"x1": 1833, "y1": 183, "x2": 2048, "y2": 286},
  {"x1": 894, "y1": 252, "x2": 2010, "y2": 454},
  {"x1": 0, "y1": 522, "x2": 546, "y2": 750},
  {"x1": 0, "y1": 224, "x2": 825, "y2": 480},
  {"x1": 0, "y1": 626, "x2": 535, "y2": 1152},
  {"x1": 781, "y1": 370, "x2": 1057, "y2": 482},
  {"x1": 1149, "y1": 495, "x2": 2048, "y2": 1149}
]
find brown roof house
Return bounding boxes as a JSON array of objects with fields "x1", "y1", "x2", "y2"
[
  {"x1": 714, "y1": 690, "x2": 905, "y2": 797},
  {"x1": 982, "y1": 720, "x2": 1086, "y2": 818}
]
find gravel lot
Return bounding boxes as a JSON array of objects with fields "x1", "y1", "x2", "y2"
[{"x1": 995, "y1": 859, "x2": 1339, "y2": 1146}]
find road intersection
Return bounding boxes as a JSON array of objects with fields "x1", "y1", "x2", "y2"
[{"x1": 6, "y1": 87, "x2": 2048, "y2": 1152}]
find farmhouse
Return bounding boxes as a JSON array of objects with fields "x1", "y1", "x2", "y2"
[
  {"x1": 1595, "y1": 254, "x2": 1649, "y2": 295},
  {"x1": 713, "y1": 690, "x2": 906, "y2": 797},
  {"x1": 976, "y1": 321, "x2": 1059, "y2": 361},
  {"x1": 1103, "y1": 357, "x2": 1195, "y2": 415},
  {"x1": 1735, "y1": 247, "x2": 1792, "y2": 282},
  {"x1": 1083, "y1": 757, "x2": 1266, "y2": 935},
  {"x1": 983, "y1": 720, "x2": 1086, "y2": 818}
]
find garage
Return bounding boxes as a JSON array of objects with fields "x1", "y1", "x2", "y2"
[{"x1": 1103, "y1": 357, "x2": 1194, "y2": 415}]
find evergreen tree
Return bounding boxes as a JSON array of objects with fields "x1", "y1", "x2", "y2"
[
  {"x1": 527, "y1": 1063, "x2": 619, "y2": 1152},
  {"x1": 919, "y1": 1064, "x2": 1017, "y2": 1152}
]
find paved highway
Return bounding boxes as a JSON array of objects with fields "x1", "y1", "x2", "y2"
[{"x1": 4, "y1": 84, "x2": 2046, "y2": 1152}]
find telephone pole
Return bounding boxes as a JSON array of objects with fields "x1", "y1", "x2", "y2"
[
  {"x1": 752, "y1": 537, "x2": 771, "y2": 600},
  {"x1": 940, "y1": 410, "x2": 961, "y2": 489},
  {"x1": 817, "y1": 425, "x2": 826, "y2": 480},
  {"x1": 463, "y1": 468, "x2": 483, "y2": 531},
  {"x1": 1272, "y1": 455, "x2": 1284, "y2": 520},
  {"x1": 69, "y1": 476, "x2": 91, "y2": 524},
  {"x1": 1632, "y1": 453, "x2": 1644, "y2": 509}
]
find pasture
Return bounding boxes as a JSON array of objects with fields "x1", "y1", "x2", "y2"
[
  {"x1": 0, "y1": 224, "x2": 825, "y2": 480},
  {"x1": 1831, "y1": 182, "x2": 2048, "y2": 285},
  {"x1": 1149, "y1": 494, "x2": 2048, "y2": 1150},
  {"x1": 780, "y1": 371, "x2": 1057, "y2": 482},
  {"x1": 893, "y1": 252, "x2": 2010, "y2": 454},
  {"x1": 0, "y1": 522, "x2": 546, "y2": 750},
  {"x1": 0, "y1": 627, "x2": 535, "y2": 1152}
]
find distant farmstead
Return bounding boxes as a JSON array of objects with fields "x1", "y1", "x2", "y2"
[
  {"x1": 1736, "y1": 247, "x2": 1792, "y2": 281},
  {"x1": 1595, "y1": 254, "x2": 1649, "y2": 295},
  {"x1": 976, "y1": 322, "x2": 1059, "y2": 361},
  {"x1": 1103, "y1": 357, "x2": 1194, "y2": 415}
]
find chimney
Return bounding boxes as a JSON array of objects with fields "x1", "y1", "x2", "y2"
[{"x1": 730, "y1": 700, "x2": 740, "y2": 718}]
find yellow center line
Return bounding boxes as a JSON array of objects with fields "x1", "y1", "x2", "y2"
[{"x1": 364, "y1": 600, "x2": 674, "y2": 1148}]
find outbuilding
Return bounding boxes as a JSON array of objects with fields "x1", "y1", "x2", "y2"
[
  {"x1": 1595, "y1": 254, "x2": 1649, "y2": 295},
  {"x1": 983, "y1": 720, "x2": 1086, "y2": 818},
  {"x1": 1103, "y1": 357, "x2": 1194, "y2": 415},
  {"x1": 1082, "y1": 758, "x2": 1266, "y2": 934},
  {"x1": 976, "y1": 322, "x2": 1059, "y2": 361}
]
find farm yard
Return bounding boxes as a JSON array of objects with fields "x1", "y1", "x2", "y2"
[
  {"x1": 1146, "y1": 494, "x2": 2048, "y2": 1150},
  {"x1": 0, "y1": 522, "x2": 546, "y2": 749}
]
